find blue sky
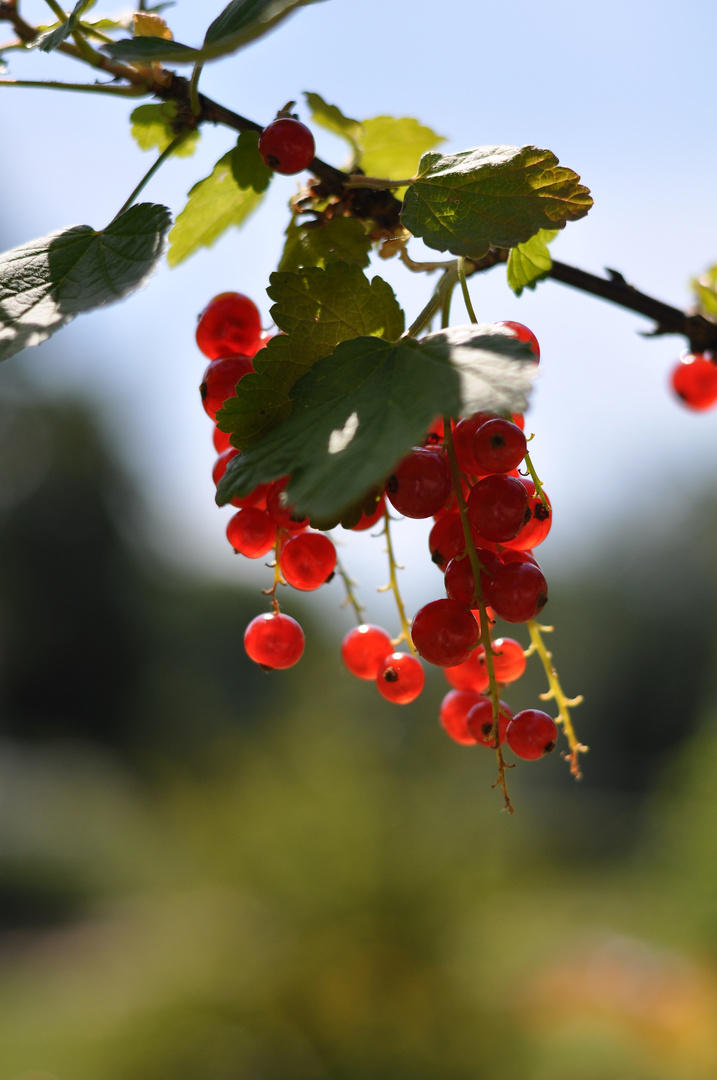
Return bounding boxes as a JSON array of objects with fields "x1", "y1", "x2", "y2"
[{"x1": 1, "y1": 0, "x2": 717, "y2": 617}]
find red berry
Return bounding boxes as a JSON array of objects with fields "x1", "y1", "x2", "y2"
[
  {"x1": 480, "y1": 637, "x2": 526, "y2": 683},
  {"x1": 266, "y1": 477, "x2": 308, "y2": 531},
  {"x1": 258, "y1": 117, "x2": 315, "y2": 175},
  {"x1": 465, "y1": 697, "x2": 513, "y2": 747},
  {"x1": 200, "y1": 355, "x2": 254, "y2": 421},
  {"x1": 386, "y1": 447, "x2": 452, "y2": 518},
  {"x1": 281, "y1": 531, "x2": 337, "y2": 591},
  {"x1": 428, "y1": 513, "x2": 465, "y2": 569},
  {"x1": 411, "y1": 599, "x2": 480, "y2": 667},
  {"x1": 501, "y1": 478, "x2": 552, "y2": 551},
  {"x1": 341, "y1": 624, "x2": 394, "y2": 680},
  {"x1": 196, "y1": 293, "x2": 263, "y2": 360},
  {"x1": 444, "y1": 547, "x2": 501, "y2": 608},
  {"x1": 212, "y1": 446, "x2": 238, "y2": 487},
  {"x1": 495, "y1": 321, "x2": 540, "y2": 360},
  {"x1": 485, "y1": 561, "x2": 548, "y2": 623},
  {"x1": 244, "y1": 612, "x2": 305, "y2": 670},
  {"x1": 443, "y1": 647, "x2": 489, "y2": 693},
  {"x1": 351, "y1": 495, "x2": 386, "y2": 531},
  {"x1": 452, "y1": 413, "x2": 495, "y2": 475},
  {"x1": 471, "y1": 418, "x2": 527, "y2": 474},
  {"x1": 212, "y1": 449, "x2": 268, "y2": 509},
  {"x1": 226, "y1": 508, "x2": 276, "y2": 558},
  {"x1": 213, "y1": 425, "x2": 233, "y2": 454},
  {"x1": 376, "y1": 652, "x2": 425, "y2": 704},
  {"x1": 466, "y1": 474, "x2": 530, "y2": 542},
  {"x1": 506, "y1": 709, "x2": 558, "y2": 759},
  {"x1": 439, "y1": 689, "x2": 484, "y2": 745},
  {"x1": 671, "y1": 351, "x2": 717, "y2": 410}
]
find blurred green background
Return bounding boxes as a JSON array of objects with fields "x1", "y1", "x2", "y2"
[{"x1": 0, "y1": 378, "x2": 716, "y2": 1080}]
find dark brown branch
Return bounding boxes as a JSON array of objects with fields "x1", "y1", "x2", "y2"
[{"x1": 0, "y1": 1, "x2": 35, "y2": 42}]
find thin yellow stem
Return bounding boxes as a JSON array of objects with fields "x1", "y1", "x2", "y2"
[
  {"x1": 380, "y1": 509, "x2": 417, "y2": 654},
  {"x1": 527, "y1": 620, "x2": 587, "y2": 778},
  {"x1": 335, "y1": 555, "x2": 364, "y2": 625},
  {"x1": 522, "y1": 444, "x2": 550, "y2": 511}
]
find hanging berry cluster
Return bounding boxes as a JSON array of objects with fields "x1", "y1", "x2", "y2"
[{"x1": 196, "y1": 292, "x2": 586, "y2": 811}]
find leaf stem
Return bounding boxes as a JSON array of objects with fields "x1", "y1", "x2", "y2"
[
  {"x1": 443, "y1": 418, "x2": 513, "y2": 813},
  {"x1": 457, "y1": 255, "x2": 478, "y2": 323},
  {"x1": 335, "y1": 555, "x2": 365, "y2": 625},
  {"x1": 379, "y1": 509, "x2": 416, "y2": 654},
  {"x1": 0, "y1": 77, "x2": 148, "y2": 95},
  {"x1": 526, "y1": 619, "x2": 586, "y2": 778},
  {"x1": 113, "y1": 132, "x2": 186, "y2": 219},
  {"x1": 42, "y1": 0, "x2": 65, "y2": 20},
  {"x1": 345, "y1": 174, "x2": 414, "y2": 189},
  {"x1": 404, "y1": 263, "x2": 459, "y2": 338},
  {"x1": 188, "y1": 61, "x2": 202, "y2": 117}
]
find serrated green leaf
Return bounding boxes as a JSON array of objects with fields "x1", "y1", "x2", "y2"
[
  {"x1": 359, "y1": 116, "x2": 445, "y2": 181},
  {"x1": 304, "y1": 91, "x2": 362, "y2": 153},
  {"x1": 692, "y1": 265, "x2": 717, "y2": 319},
  {"x1": 104, "y1": 0, "x2": 325, "y2": 63},
  {"x1": 217, "y1": 262, "x2": 404, "y2": 447},
  {"x1": 506, "y1": 228, "x2": 558, "y2": 296},
  {"x1": 278, "y1": 216, "x2": 371, "y2": 273},
  {"x1": 130, "y1": 102, "x2": 199, "y2": 157},
  {"x1": 31, "y1": 0, "x2": 94, "y2": 52},
  {"x1": 216, "y1": 325, "x2": 537, "y2": 517},
  {"x1": 0, "y1": 203, "x2": 171, "y2": 362},
  {"x1": 167, "y1": 133, "x2": 271, "y2": 266},
  {"x1": 402, "y1": 145, "x2": 592, "y2": 259}
]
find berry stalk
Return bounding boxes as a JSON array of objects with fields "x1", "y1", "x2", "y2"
[
  {"x1": 335, "y1": 554, "x2": 365, "y2": 625},
  {"x1": 526, "y1": 620, "x2": 586, "y2": 777},
  {"x1": 379, "y1": 508, "x2": 417, "y2": 655}
]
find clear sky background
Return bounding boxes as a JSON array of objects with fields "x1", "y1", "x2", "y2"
[{"x1": 2, "y1": 0, "x2": 717, "y2": 620}]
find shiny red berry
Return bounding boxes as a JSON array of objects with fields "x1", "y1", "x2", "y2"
[
  {"x1": 485, "y1": 561, "x2": 548, "y2": 623},
  {"x1": 226, "y1": 508, "x2": 276, "y2": 558},
  {"x1": 506, "y1": 709, "x2": 558, "y2": 759},
  {"x1": 465, "y1": 697, "x2": 513, "y2": 747},
  {"x1": 281, "y1": 531, "x2": 337, "y2": 591},
  {"x1": 467, "y1": 474, "x2": 530, "y2": 542},
  {"x1": 428, "y1": 512, "x2": 465, "y2": 570},
  {"x1": 444, "y1": 548, "x2": 501, "y2": 609},
  {"x1": 244, "y1": 612, "x2": 304, "y2": 670},
  {"x1": 341, "y1": 624, "x2": 394, "y2": 680},
  {"x1": 258, "y1": 117, "x2": 315, "y2": 175},
  {"x1": 671, "y1": 352, "x2": 717, "y2": 410},
  {"x1": 443, "y1": 647, "x2": 489, "y2": 693},
  {"x1": 501, "y1": 479, "x2": 552, "y2": 551},
  {"x1": 196, "y1": 293, "x2": 263, "y2": 360},
  {"x1": 471, "y1": 418, "x2": 527, "y2": 474},
  {"x1": 439, "y1": 689, "x2": 484, "y2": 745},
  {"x1": 480, "y1": 637, "x2": 526, "y2": 683},
  {"x1": 376, "y1": 652, "x2": 425, "y2": 704},
  {"x1": 411, "y1": 599, "x2": 480, "y2": 667},
  {"x1": 386, "y1": 448, "x2": 452, "y2": 518},
  {"x1": 452, "y1": 413, "x2": 495, "y2": 475},
  {"x1": 200, "y1": 355, "x2": 254, "y2": 421},
  {"x1": 495, "y1": 321, "x2": 540, "y2": 360},
  {"x1": 213, "y1": 425, "x2": 233, "y2": 454}
]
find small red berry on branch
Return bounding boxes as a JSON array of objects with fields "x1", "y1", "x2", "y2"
[
  {"x1": 258, "y1": 117, "x2": 315, "y2": 175},
  {"x1": 244, "y1": 612, "x2": 305, "y2": 670},
  {"x1": 376, "y1": 653, "x2": 425, "y2": 704},
  {"x1": 196, "y1": 293, "x2": 263, "y2": 360},
  {"x1": 670, "y1": 351, "x2": 717, "y2": 411}
]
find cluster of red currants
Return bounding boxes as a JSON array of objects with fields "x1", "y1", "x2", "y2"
[
  {"x1": 670, "y1": 351, "x2": 717, "y2": 411},
  {"x1": 197, "y1": 294, "x2": 559, "y2": 765}
]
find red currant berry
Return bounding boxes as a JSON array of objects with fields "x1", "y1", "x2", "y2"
[
  {"x1": 484, "y1": 561, "x2": 548, "y2": 623},
  {"x1": 212, "y1": 446, "x2": 238, "y2": 487},
  {"x1": 465, "y1": 697, "x2": 513, "y2": 747},
  {"x1": 351, "y1": 495, "x2": 386, "y2": 531},
  {"x1": 212, "y1": 450, "x2": 266, "y2": 510},
  {"x1": 226, "y1": 508, "x2": 276, "y2": 558},
  {"x1": 429, "y1": 513, "x2": 465, "y2": 569},
  {"x1": 200, "y1": 355, "x2": 254, "y2": 421},
  {"x1": 671, "y1": 351, "x2": 717, "y2": 410},
  {"x1": 495, "y1": 321, "x2": 540, "y2": 360},
  {"x1": 281, "y1": 531, "x2": 337, "y2": 591},
  {"x1": 444, "y1": 548, "x2": 501, "y2": 609},
  {"x1": 341, "y1": 624, "x2": 394, "y2": 680},
  {"x1": 452, "y1": 413, "x2": 495, "y2": 475},
  {"x1": 480, "y1": 637, "x2": 526, "y2": 683},
  {"x1": 376, "y1": 652, "x2": 425, "y2": 704},
  {"x1": 471, "y1": 418, "x2": 527, "y2": 474},
  {"x1": 506, "y1": 709, "x2": 558, "y2": 759},
  {"x1": 213, "y1": 425, "x2": 233, "y2": 454},
  {"x1": 386, "y1": 448, "x2": 452, "y2": 519},
  {"x1": 258, "y1": 117, "x2": 315, "y2": 175},
  {"x1": 411, "y1": 599, "x2": 480, "y2": 667},
  {"x1": 424, "y1": 417, "x2": 445, "y2": 444},
  {"x1": 244, "y1": 611, "x2": 304, "y2": 670},
  {"x1": 196, "y1": 293, "x2": 263, "y2": 360},
  {"x1": 443, "y1": 647, "x2": 489, "y2": 693},
  {"x1": 501, "y1": 479, "x2": 552, "y2": 551},
  {"x1": 439, "y1": 689, "x2": 484, "y2": 745},
  {"x1": 266, "y1": 477, "x2": 308, "y2": 531},
  {"x1": 467, "y1": 474, "x2": 530, "y2": 542}
]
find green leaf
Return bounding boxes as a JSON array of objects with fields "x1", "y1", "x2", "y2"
[
  {"x1": 506, "y1": 228, "x2": 558, "y2": 296},
  {"x1": 359, "y1": 116, "x2": 444, "y2": 181},
  {"x1": 104, "y1": 0, "x2": 326, "y2": 63},
  {"x1": 167, "y1": 132, "x2": 271, "y2": 267},
  {"x1": 216, "y1": 325, "x2": 537, "y2": 517},
  {"x1": 0, "y1": 203, "x2": 171, "y2": 363},
  {"x1": 401, "y1": 145, "x2": 593, "y2": 259},
  {"x1": 129, "y1": 102, "x2": 199, "y2": 157},
  {"x1": 217, "y1": 262, "x2": 404, "y2": 447},
  {"x1": 304, "y1": 91, "x2": 362, "y2": 153},
  {"x1": 278, "y1": 216, "x2": 371, "y2": 273},
  {"x1": 692, "y1": 265, "x2": 717, "y2": 319},
  {"x1": 31, "y1": 0, "x2": 95, "y2": 52}
]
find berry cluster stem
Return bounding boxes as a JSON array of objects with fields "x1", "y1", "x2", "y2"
[
  {"x1": 335, "y1": 555, "x2": 365, "y2": 625},
  {"x1": 457, "y1": 256, "x2": 478, "y2": 323},
  {"x1": 522, "y1": 445, "x2": 550, "y2": 512},
  {"x1": 379, "y1": 509, "x2": 417, "y2": 654},
  {"x1": 526, "y1": 620, "x2": 587, "y2": 777},
  {"x1": 443, "y1": 418, "x2": 514, "y2": 813},
  {"x1": 404, "y1": 264, "x2": 460, "y2": 338}
]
